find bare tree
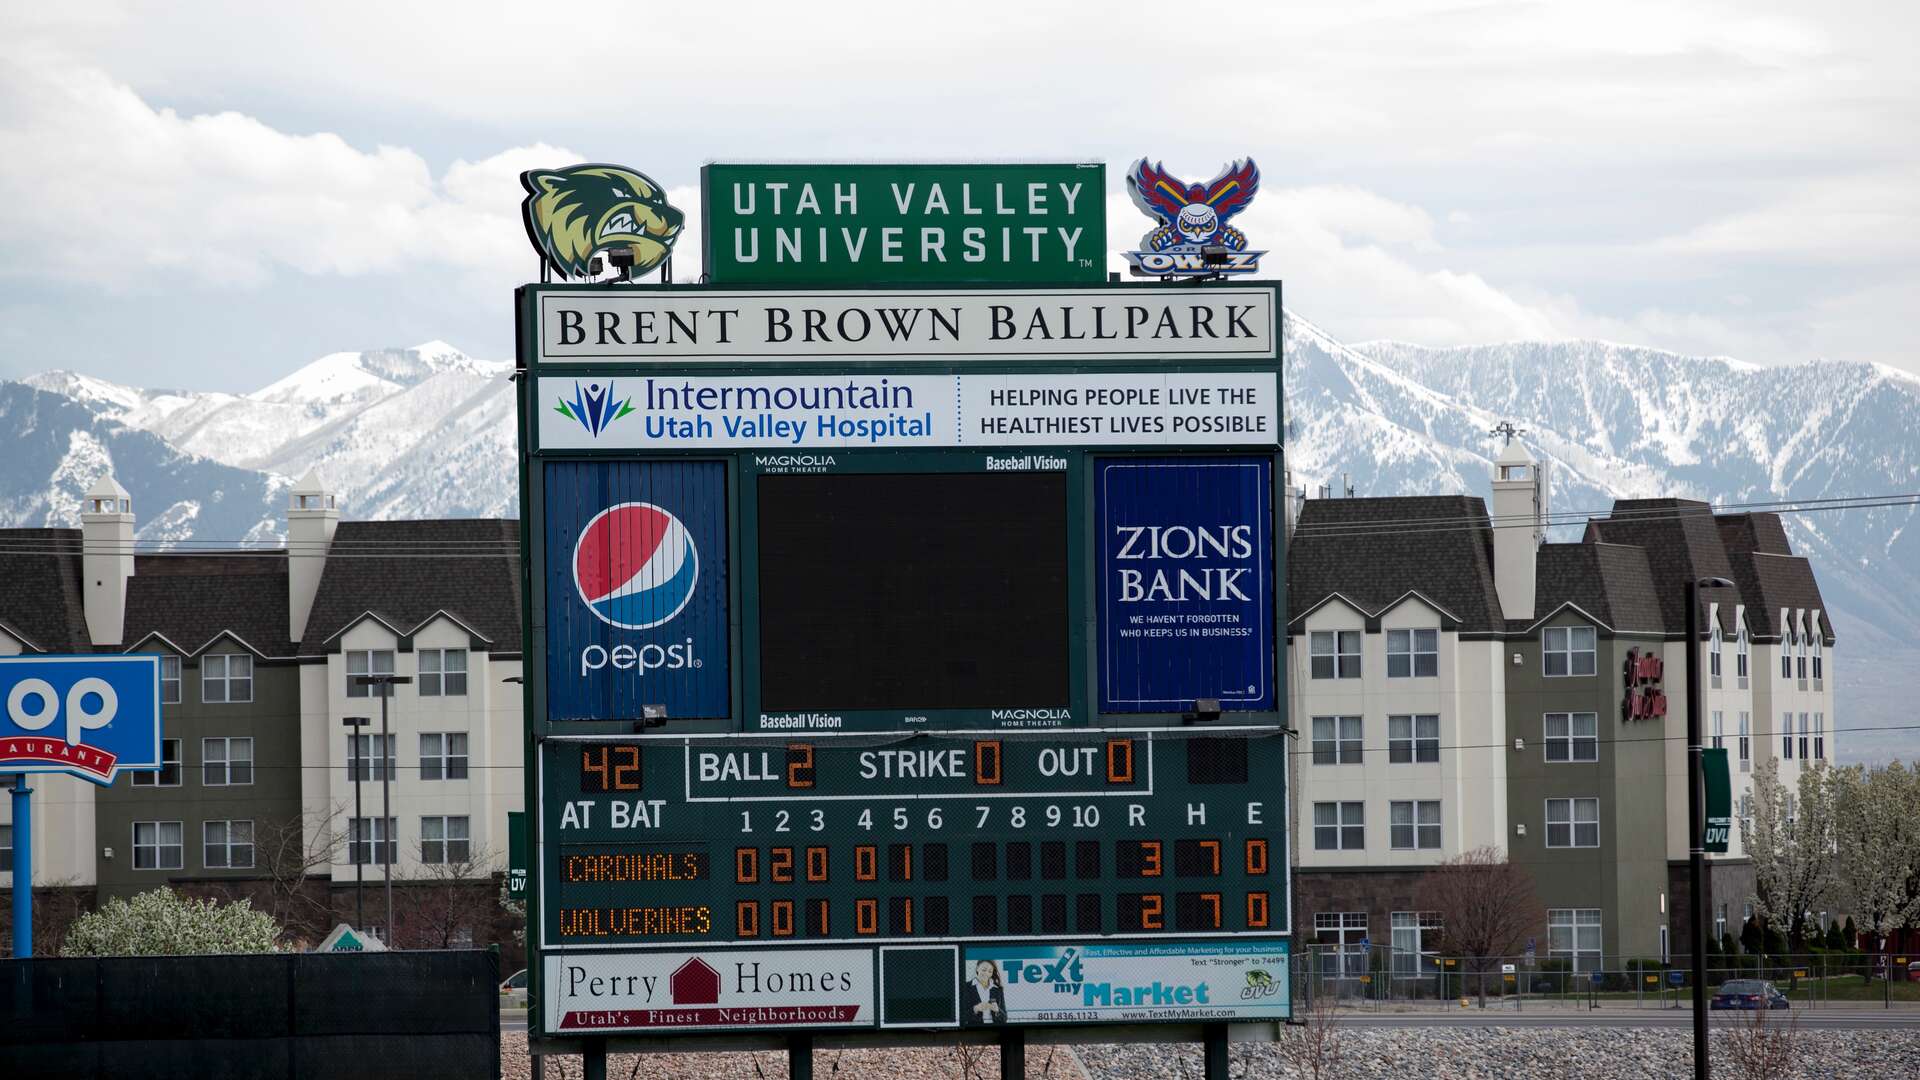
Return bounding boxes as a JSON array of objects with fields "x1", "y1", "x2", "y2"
[
  {"x1": 1719, "y1": 1003, "x2": 1798, "y2": 1080},
  {"x1": 1417, "y1": 845, "x2": 1543, "y2": 1005},
  {"x1": 1746, "y1": 758, "x2": 1836, "y2": 950},
  {"x1": 1276, "y1": 984, "x2": 1343, "y2": 1080},
  {"x1": 254, "y1": 803, "x2": 348, "y2": 941},
  {"x1": 396, "y1": 843, "x2": 501, "y2": 949}
]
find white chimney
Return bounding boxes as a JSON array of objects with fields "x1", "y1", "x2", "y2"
[
  {"x1": 1491, "y1": 440, "x2": 1544, "y2": 621},
  {"x1": 287, "y1": 469, "x2": 340, "y2": 643},
  {"x1": 81, "y1": 475, "x2": 135, "y2": 646}
]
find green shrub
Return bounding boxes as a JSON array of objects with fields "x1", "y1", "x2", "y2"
[{"x1": 62, "y1": 889, "x2": 279, "y2": 957}]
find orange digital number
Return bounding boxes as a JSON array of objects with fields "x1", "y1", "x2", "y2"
[
  {"x1": 856, "y1": 899, "x2": 878, "y2": 935},
  {"x1": 771, "y1": 847, "x2": 794, "y2": 883},
  {"x1": 1247, "y1": 892, "x2": 1270, "y2": 928},
  {"x1": 786, "y1": 743, "x2": 815, "y2": 788},
  {"x1": 1106, "y1": 739, "x2": 1135, "y2": 784},
  {"x1": 1142, "y1": 840, "x2": 1162, "y2": 877},
  {"x1": 772, "y1": 900, "x2": 795, "y2": 937},
  {"x1": 806, "y1": 846, "x2": 830, "y2": 882},
  {"x1": 1142, "y1": 893, "x2": 1163, "y2": 930},
  {"x1": 974, "y1": 741, "x2": 1003, "y2": 785},
  {"x1": 737, "y1": 900, "x2": 759, "y2": 937},
  {"x1": 581, "y1": 747, "x2": 610, "y2": 792},
  {"x1": 1200, "y1": 840, "x2": 1221, "y2": 875},
  {"x1": 1245, "y1": 838, "x2": 1269, "y2": 875},
  {"x1": 612, "y1": 745, "x2": 641, "y2": 790},
  {"x1": 1201, "y1": 893, "x2": 1222, "y2": 929},
  {"x1": 855, "y1": 845, "x2": 878, "y2": 881},
  {"x1": 735, "y1": 847, "x2": 758, "y2": 884}
]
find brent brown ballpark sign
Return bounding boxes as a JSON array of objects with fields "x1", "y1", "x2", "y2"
[{"x1": 517, "y1": 161, "x2": 1288, "y2": 1049}]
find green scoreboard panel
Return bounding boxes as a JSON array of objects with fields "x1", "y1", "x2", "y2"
[{"x1": 519, "y1": 282, "x2": 1289, "y2": 1038}]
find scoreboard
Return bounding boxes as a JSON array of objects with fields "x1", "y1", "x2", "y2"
[{"x1": 518, "y1": 281, "x2": 1288, "y2": 1038}]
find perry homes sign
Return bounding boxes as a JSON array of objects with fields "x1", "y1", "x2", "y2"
[
  {"x1": 530, "y1": 286, "x2": 1276, "y2": 364},
  {"x1": 539, "y1": 373, "x2": 1278, "y2": 450},
  {"x1": 545, "y1": 949, "x2": 874, "y2": 1033}
]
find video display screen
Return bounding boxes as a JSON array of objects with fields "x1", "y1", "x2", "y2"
[{"x1": 757, "y1": 472, "x2": 1068, "y2": 710}]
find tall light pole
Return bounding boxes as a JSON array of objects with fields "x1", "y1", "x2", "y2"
[
  {"x1": 1686, "y1": 575, "x2": 1735, "y2": 1080},
  {"x1": 354, "y1": 675, "x2": 412, "y2": 945},
  {"x1": 341, "y1": 716, "x2": 371, "y2": 932}
]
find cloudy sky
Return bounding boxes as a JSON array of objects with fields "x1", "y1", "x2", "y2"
[{"x1": 1, "y1": 1, "x2": 1914, "y2": 390}]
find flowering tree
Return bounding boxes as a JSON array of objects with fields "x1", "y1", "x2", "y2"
[
  {"x1": 61, "y1": 889, "x2": 280, "y2": 956},
  {"x1": 1829, "y1": 762, "x2": 1920, "y2": 954},
  {"x1": 1744, "y1": 758, "x2": 1835, "y2": 950}
]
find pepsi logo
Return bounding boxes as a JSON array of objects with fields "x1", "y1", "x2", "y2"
[{"x1": 573, "y1": 503, "x2": 700, "y2": 630}]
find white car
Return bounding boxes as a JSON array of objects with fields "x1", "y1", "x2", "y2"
[{"x1": 500, "y1": 968, "x2": 528, "y2": 1007}]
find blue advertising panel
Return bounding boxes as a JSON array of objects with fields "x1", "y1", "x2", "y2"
[
  {"x1": 544, "y1": 460, "x2": 730, "y2": 720},
  {"x1": 0, "y1": 655, "x2": 163, "y2": 785},
  {"x1": 1097, "y1": 457, "x2": 1274, "y2": 713}
]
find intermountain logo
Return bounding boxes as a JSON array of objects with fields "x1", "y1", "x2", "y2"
[
  {"x1": 556, "y1": 380, "x2": 634, "y2": 437},
  {"x1": 520, "y1": 163, "x2": 685, "y2": 280},
  {"x1": 1123, "y1": 158, "x2": 1265, "y2": 276}
]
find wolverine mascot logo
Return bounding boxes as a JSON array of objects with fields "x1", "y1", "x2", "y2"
[{"x1": 520, "y1": 164, "x2": 685, "y2": 279}]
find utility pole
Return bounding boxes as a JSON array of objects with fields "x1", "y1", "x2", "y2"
[
  {"x1": 6, "y1": 775, "x2": 30, "y2": 958},
  {"x1": 354, "y1": 675, "x2": 411, "y2": 944},
  {"x1": 341, "y1": 716, "x2": 371, "y2": 931},
  {"x1": 1686, "y1": 575, "x2": 1734, "y2": 1080}
]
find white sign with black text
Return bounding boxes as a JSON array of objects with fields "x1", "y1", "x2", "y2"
[{"x1": 544, "y1": 949, "x2": 875, "y2": 1033}]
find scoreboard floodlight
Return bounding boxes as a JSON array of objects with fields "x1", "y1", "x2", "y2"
[{"x1": 518, "y1": 175, "x2": 1288, "y2": 1043}]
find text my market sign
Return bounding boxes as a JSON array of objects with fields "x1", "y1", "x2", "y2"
[{"x1": 702, "y1": 163, "x2": 1105, "y2": 285}]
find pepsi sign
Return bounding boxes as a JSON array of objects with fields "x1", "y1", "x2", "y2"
[
  {"x1": 0, "y1": 655, "x2": 164, "y2": 785},
  {"x1": 545, "y1": 461, "x2": 729, "y2": 720},
  {"x1": 1096, "y1": 458, "x2": 1274, "y2": 713}
]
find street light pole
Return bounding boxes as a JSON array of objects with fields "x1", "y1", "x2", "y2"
[
  {"x1": 354, "y1": 675, "x2": 412, "y2": 945},
  {"x1": 341, "y1": 716, "x2": 371, "y2": 932},
  {"x1": 1686, "y1": 575, "x2": 1734, "y2": 1080}
]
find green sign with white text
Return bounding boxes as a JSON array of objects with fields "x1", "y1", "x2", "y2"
[
  {"x1": 1701, "y1": 748, "x2": 1732, "y2": 853},
  {"x1": 701, "y1": 163, "x2": 1105, "y2": 286}
]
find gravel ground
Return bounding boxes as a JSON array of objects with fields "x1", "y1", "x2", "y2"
[
  {"x1": 503, "y1": 1028, "x2": 1920, "y2": 1080},
  {"x1": 1079, "y1": 1027, "x2": 1920, "y2": 1080}
]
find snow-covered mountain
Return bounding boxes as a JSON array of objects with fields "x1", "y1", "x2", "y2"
[{"x1": 6, "y1": 324, "x2": 1916, "y2": 761}]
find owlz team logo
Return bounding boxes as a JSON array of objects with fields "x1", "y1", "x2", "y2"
[
  {"x1": 574, "y1": 503, "x2": 699, "y2": 629},
  {"x1": 1123, "y1": 157, "x2": 1265, "y2": 276}
]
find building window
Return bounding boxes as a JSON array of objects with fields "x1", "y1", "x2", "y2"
[
  {"x1": 451, "y1": 927, "x2": 475, "y2": 947},
  {"x1": 1738, "y1": 713, "x2": 1750, "y2": 773},
  {"x1": 133, "y1": 821, "x2": 184, "y2": 870},
  {"x1": 1736, "y1": 627, "x2": 1749, "y2": 682},
  {"x1": 420, "y1": 815, "x2": 471, "y2": 864},
  {"x1": 0, "y1": 824, "x2": 10, "y2": 865},
  {"x1": 1314, "y1": 912, "x2": 1368, "y2": 976},
  {"x1": 1542, "y1": 626, "x2": 1597, "y2": 677},
  {"x1": 1313, "y1": 802, "x2": 1364, "y2": 850},
  {"x1": 419, "y1": 733, "x2": 469, "y2": 781},
  {"x1": 1782, "y1": 630, "x2": 1793, "y2": 679},
  {"x1": 160, "y1": 655, "x2": 181, "y2": 704},
  {"x1": 1391, "y1": 912, "x2": 1443, "y2": 976},
  {"x1": 1716, "y1": 904, "x2": 1728, "y2": 944},
  {"x1": 1814, "y1": 714, "x2": 1824, "y2": 761},
  {"x1": 1388, "y1": 715, "x2": 1440, "y2": 764},
  {"x1": 1786, "y1": 793, "x2": 1797, "y2": 828},
  {"x1": 1782, "y1": 713, "x2": 1794, "y2": 760},
  {"x1": 1544, "y1": 713, "x2": 1599, "y2": 763},
  {"x1": 1309, "y1": 631, "x2": 1361, "y2": 679},
  {"x1": 1311, "y1": 716, "x2": 1363, "y2": 765},
  {"x1": 348, "y1": 817, "x2": 397, "y2": 866},
  {"x1": 1796, "y1": 624, "x2": 1807, "y2": 681},
  {"x1": 347, "y1": 734, "x2": 396, "y2": 782},
  {"x1": 1710, "y1": 623, "x2": 1723, "y2": 684},
  {"x1": 202, "y1": 737, "x2": 254, "y2": 786},
  {"x1": 1386, "y1": 629, "x2": 1438, "y2": 678},
  {"x1": 1711, "y1": 711, "x2": 1725, "y2": 751},
  {"x1": 1812, "y1": 634, "x2": 1823, "y2": 683},
  {"x1": 1546, "y1": 798, "x2": 1601, "y2": 848},
  {"x1": 418, "y1": 649, "x2": 468, "y2": 697},
  {"x1": 347, "y1": 649, "x2": 396, "y2": 697},
  {"x1": 201, "y1": 653, "x2": 253, "y2": 703},
  {"x1": 1798, "y1": 713, "x2": 1809, "y2": 761},
  {"x1": 1739, "y1": 793, "x2": 1752, "y2": 833},
  {"x1": 131, "y1": 738, "x2": 183, "y2": 787},
  {"x1": 1390, "y1": 800, "x2": 1441, "y2": 850},
  {"x1": 1549, "y1": 909, "x2": 1603, "y2": 972},
  {"x1": 204, "y1": 819, "x2": 254, "y2": 869}
]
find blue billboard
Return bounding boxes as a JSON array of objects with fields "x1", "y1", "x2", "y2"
[
  {"x1": 1096, "y1": 457, "x2": 1274, "y2": 713},
  {"x1": 0, "y1": 655, "x2": 163, "y2": 785},
  {"x1": 544, "y1": 460, "x2": 730, "y2": 720}
]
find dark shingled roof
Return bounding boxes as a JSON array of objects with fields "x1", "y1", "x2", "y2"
[
  {"x1": 1535, "y1": 542, "x2": 1665, "y2": 634},
  {"x1": 1584, "y1": 499, "x2": 1740, "y2": 634},
  {"x1": 0, "y1": 528, "x2": 89, "y2": 651},
  {"x1": 300, "y1": 519, "x2": 522, "y2": 654},
  {"x1": 1288, "y1": 496, "x2": 1504, "y2": 630},
  {"x1": 123, "y1": 553, "x2": 296, "y2": 657}
]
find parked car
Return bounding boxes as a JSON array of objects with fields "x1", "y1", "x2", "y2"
[
  {"x1": 500, "y1": 968, "x2": 528, "y2": 1007},
  {"x1": 1908, "y1": 961, "x2": 1920, "y2": 983},
  {"x1": 1710, "y1": 979, "x2": 1790, "y2": 1010}
]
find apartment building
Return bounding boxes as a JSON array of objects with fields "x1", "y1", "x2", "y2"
[{"x1": 1288, "y1": 442, "x2": 1836, "y2": 971}]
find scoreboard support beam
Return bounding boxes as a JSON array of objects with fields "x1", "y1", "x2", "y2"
[
  {"x1": 1203, "y1": 1024, "x2": 1229, "y2": 1080},
  {"x1": 584, "y1": 1038, "x2": 607, "y2": 1080},
  {"x1": 789, "y1": 1034, "x2": 814, "y2": 1080},
  {"x1": 1000, "y1": 1027, "x2": 1025, "y2": 1080}
]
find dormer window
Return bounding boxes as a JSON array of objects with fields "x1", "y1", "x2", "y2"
[
  {"x1": 1709, "y1": 621, "x2": 1723, "y2": 684},
  {"x1": 1543, "y1": 626, "x2": 1597, "y2": 677},
  {"x1": 1736, "y1": 625, "x2": 1749, "y2": 681},
  {"x1": 1812, "y1": 632, "x2": 1823, "y2": 683}
]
